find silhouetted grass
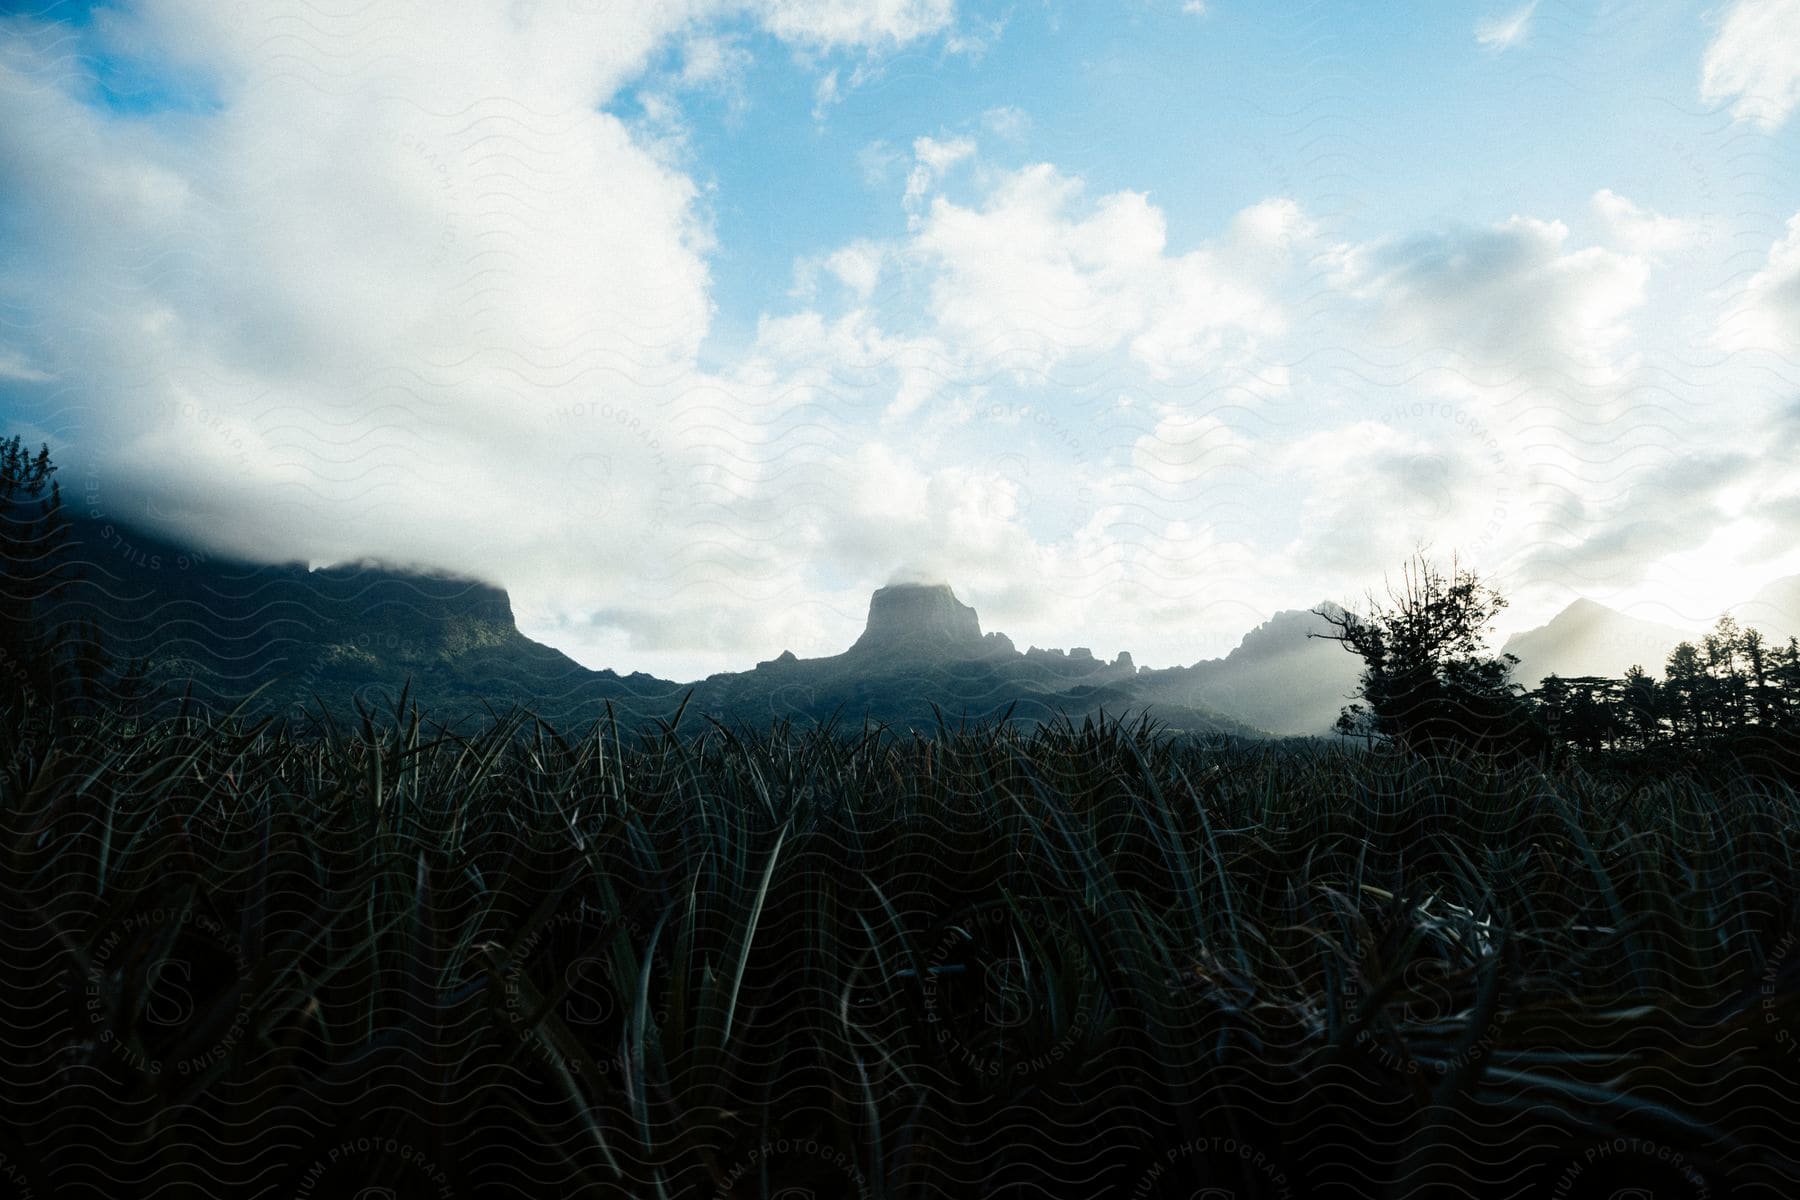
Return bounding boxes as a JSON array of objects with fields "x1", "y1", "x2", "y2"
[{"x1": 3, "y1": 695, "x2": 1797, "y2": 1197}]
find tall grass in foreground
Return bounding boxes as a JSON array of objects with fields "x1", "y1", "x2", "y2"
[{"x1": 3, "y1": 699, "x2": 1798, "y2": 1197}]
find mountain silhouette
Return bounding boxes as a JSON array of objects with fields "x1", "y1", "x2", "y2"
[
  {"x1": 71, "y1": 510, "x2": 1790, "y2": 738},
  {"x1": 686, "y1": 581, "x2": 1243, "y2": 734},
  {"x1": 56, "y1": 515, "x2": 1257, "y2": 735},
  {"x1": 1732, "y1": 575, "x2": 1800, "y2": 645},
  {"x1": 54, "y1": 513, "x2": 684, "y2": 727},
  {"x1": 1128, "y1": 605, "x2": 1360, "y2": 737},
  {"x1": 1500, "y1": 598, "x2": 1692, "y2": 690}
]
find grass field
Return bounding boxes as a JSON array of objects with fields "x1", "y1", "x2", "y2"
[{"x1": 4, "y1": 697, "x2": 1798, "y2": 1197}]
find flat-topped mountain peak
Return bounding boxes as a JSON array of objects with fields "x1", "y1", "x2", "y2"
[{"x1": 848, "y1": 581, "x2": 984, "y2": 657}]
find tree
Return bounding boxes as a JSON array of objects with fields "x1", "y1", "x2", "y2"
[
  {"x1": 1742, "y1": 626, "x2": 1773, "y2": 727},
  {"x1": 1701, "y1": 616, "x2": 1748, "y2": 728},
  {"x1": 1620, "y1": 664, "x2": 1661, "y2": 748},
  {"x1": 1774, "y1": 637, "x2": 1800, "y2": 730},
  {"x1": 1311, "y1": 553, "x2": 1539, "y2": 755},
  {"x1": 1, "y1": 436, "x2": 69, "y2": 707},
  {"x1": 1662, "y1": 641, "x2": 1705, "y2": 742},
  {"x1": 1531, "y1": 673, "x2": 1631, "y2": 755},
  {"x1": 0, "y1": 436, "x2": 123, "y2": 716}
]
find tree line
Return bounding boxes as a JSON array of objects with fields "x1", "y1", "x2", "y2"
[
  {"x1": 1, "y1": 435, "x2": 133, "y2": 720},
  {"x1": 1314, "y1": 553, "x2": 1800, "y2": 770},
  {"x1": 1532, "y1": 618, "x2": 1800, "y2": 754}
]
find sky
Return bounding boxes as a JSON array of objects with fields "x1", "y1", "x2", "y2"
[{"x1": 2, "y1": 0, "x2": 1799, "y2": 681}]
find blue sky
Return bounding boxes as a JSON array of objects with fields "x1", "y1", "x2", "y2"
[
  {"x1": 674, "y1": 0, "x2": 1760, "y2": 359},
  {"x1": 3, "y1": 0, "x2": 1799, "y2": 679}
]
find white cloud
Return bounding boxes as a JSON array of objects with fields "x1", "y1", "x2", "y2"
[
  {"x1": 1335, "y1": 215, "x2": 1649, "y2": 385},
  {"x1": 3, "y1": 3, "x2": 1779, "y2": 684},
  {"x1": 826, "y1": 241, "x2": 885, "y2": 298},
  {"x1": 857, "y1": 140, "x2": 905, "y2": 187},
  {"x1": 906, "y1": 161, "x2": 1298, "y2": 378},
  {"x1": 811, "y1": 68, "x2": 842, "y2": 118},
  {"x1": 980, "y1": 104, "x2": 1030, "y2": 141},
  {"x1": 0, "y1": 351, "x2": 56, "y2": 383},
  {"x1": 1701, "y1": 0, "x2": 1800, "y2": 129},
  {"x1": 788, "y1": 240, "x2": 884, "y2": 306},
  {"x1": 679, "y1": 32, "x2": 751, "y2": 89},
  {"x1": 1475, "y1": 0, "x2": 1538, "y2": 51},
  {"x1": 1719, "y1": 212, "x2": 1800, "y2": 355},
  {"x1": 0, "y1": 0, "x2": 995, "y2": 681},
  {"x1": 1276, "y1": 413, "x2": 1520, "y2": 577},
  {"x1": 904, "y1": 134, "x2": 976, "y2": 213},
  {"x1": 913, "y1": 135, "x2": 977, "y2": 175},
  {"x1": 663, "y1": 163, "x2": 1324, "y2": 668},
  {"x1": 757, "y1": 0, "x2": 956, "y2": 50},
  {"x1": 1591, "y1": 189, "x2": 1704, "y2": 259}
]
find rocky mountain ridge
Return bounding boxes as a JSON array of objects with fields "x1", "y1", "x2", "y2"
[{"x1": 59, "y1": 511, "x2": 1799, "y2": 737}]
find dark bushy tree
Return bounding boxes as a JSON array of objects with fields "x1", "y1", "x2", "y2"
[
  {"x1": 1534, "y1": 675, "x2": 1627, "y2": 754},
  {"x1": 0, "y1": 435, "x2": 69, "y2": 708},
  {"x1": 1311, "y1": 553, "x2": 1542, "y2": 756},
  {"x1": 0, "y1": 436, "x2": 126, "y2": 717}
]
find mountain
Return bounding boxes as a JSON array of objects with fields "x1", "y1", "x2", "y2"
[
  {"x1": 97, "y1": 504, "x2": 1792, "y2": 738},
  {"x1": 1501, "y1": 598, "x2": 1691, "y2": 690},
  {"x1": 847, "y1": 582, "x2": 986, "y2": 657},
  {"x1": 1126, "y1": 606, "x2": 1361, "y2": 737},
  {"x1": 56, "y1": 513, "x2": 684, "y2": 728},
  {"x1": 687, "y1": 582, "x2": 1250, "y2": 735},
  {"x1": 1732, "y1": 575, "x2": 1800, "y2": 646},
  {"x1": 55, "y1": 515, "x2": 1257, "y2": 736}
]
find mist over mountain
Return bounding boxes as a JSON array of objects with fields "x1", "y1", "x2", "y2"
[
  {"x1": 847, "y1": 583, "x2": 987, "y2": 658},
  {"x1": 1128, "y1": 607, "x2": 1360, "y2": 737},
  {"x1": 1733, "y1": 575, "x2": 1800, "y2": 646},
  {"x1": 63, "y1": 514, "x2": 1256, "y2": 735},
  {"x1": 1501, "y1": 598, "x2": 1694, "y2": 690},
  {"x1": 57, "y1": 513, "x2": 684, "y2": 727},
  {"x1": 74, "y1": 510, "x2": 1795, "y2": 739}
]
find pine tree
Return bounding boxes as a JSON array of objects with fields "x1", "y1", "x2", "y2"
[
  {"x1": 1621, "y1": 664, "x2": 1660, "y2": 748},
  {"x1": 1663, "y1": 641, "x2": 1704, "y2": 742}
]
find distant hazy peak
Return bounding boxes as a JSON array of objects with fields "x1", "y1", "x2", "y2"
[
  {"x1": 1502, "y1": 597, "x2": 1690, "y2": 688},
  {"x1": 1734, "y1": 574, "x2": 1800, "y2": 645},
  {"x1": 1535, "y1": 597, "x2": 1624, "y2": 628},
  {"x1": 1217, "y1": 606, "x2": 1340, "y2": 664}
]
